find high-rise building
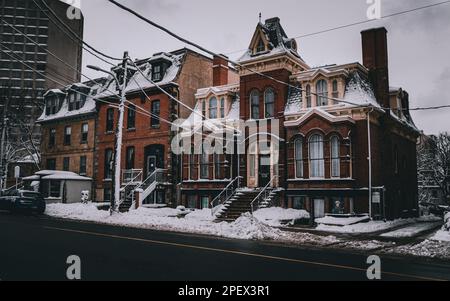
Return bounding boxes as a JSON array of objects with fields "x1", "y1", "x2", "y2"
[
  {"x1": 0, "y1": 0, "x2": 83, "y2": 141},
  {"x1": 0, "y1": 0, "x2": 83, "y2": 186}
]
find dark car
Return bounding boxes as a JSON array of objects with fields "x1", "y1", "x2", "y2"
[{"x1": 0, "y1": 190, "x2": 46, "y2": 214}]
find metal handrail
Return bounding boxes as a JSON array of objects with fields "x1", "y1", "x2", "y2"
[
  {"x1": 129, "y1": 169, "x2": 168, "y2": 209},
  {"x1": 250, "y1": 175, "x2": 278, "y2": 214},
  {"x1": 122, "y1": 169, "x2": 143, "y2": 185},
  {"x1": 210, "y1": 176, "x2": 243, "y2": 216}
]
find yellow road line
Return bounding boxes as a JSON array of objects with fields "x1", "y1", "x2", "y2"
[{"x1": 44, "y1": 226, "x2": 446, "y2": 281}]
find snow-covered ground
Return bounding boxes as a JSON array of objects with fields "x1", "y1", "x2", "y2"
[
  {"x1": 45, "y1": 204, "x2": 450, "y2": 260},
  {"x1": 253, "y1": 207, "x2": 309, "y2": 227},
  {"x1": 430, "y1": 212, "x2": 450, "y2": 242},
  {"x1": 316, "y1": 215, "x2": 442, "y2": 234},
  {"x1": 316, "y1": 215, "x2": 370, "y2": 226},
  {"x1": 45, "y1": 204, "x2": 332, "y2": 243},
  {"x1": 380, "y1": 222, "x2": 442, "y2": 238}
]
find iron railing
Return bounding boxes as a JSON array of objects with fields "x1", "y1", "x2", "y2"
[
  {"x1": 210, "y1": 176, "x2": 243, "y2": 216},
  {"x1": 131, "y1": 169, "x2": 168, "y2": 206},
  {"x1": 122, "y1": 169, "x2": 143, "y2": 185},
  {"x1": 250, "y1": 175, "x2": 278, "y2": 214}
]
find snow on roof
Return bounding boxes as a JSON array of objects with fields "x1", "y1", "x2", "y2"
[
  {"x1": 34, "y1": 170, "x2": 92, "y2": 181},
  {"x1": 38, "y1": 80, "x2": 103, "y2": 123},
  {"x1": 196, "y1": 83, "x2": 240, "y2": 98},
  {"x1": 43, "y1": 89, "x2": 65, "y2": 97},
  {"x1": 284, "y1": 83, "x2": 302, "y2": 115},
  {"x1": 343, "y1": 71, "x2": 380, "y2": 108},
  {"x1": 16, "y1": 153, "x2": 39, "y2": 164},
  {"x1": 97, "y1": 52, "x2": 184, "y2": 99}
]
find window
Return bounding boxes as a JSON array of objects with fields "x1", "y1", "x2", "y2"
[
  {"x1": 256, "y1": 38, "x2": 265, "y2": 53},
  {"x1": 151, "y1": 100, "x2": 160, "y2": 127},
  {"x1": 306, "y1": 85, "x2": 312, "y2": 108},
  {"x1": 104, "y1": 188, "x2": 112, "y2": 202},
  {"x1": 249, "y1": 155, "x2": 256, "y2": 177},
  {"x1": 201, "y1": 196, "x2": 209, "y2": 209},
  {"x1": 79, "y1": 156, "x2": 87, "y2": 175},
  {"x1": 189, "y1": 146, "x2": 196, "y2": 180},
  {"x1": 264, "y1": 88, "x2": 275, "y2": 118},
  {"x1": 209, "y1": 97, "x2": 217, "y2": 119},
  {"x1": 309, "y1": 134, "x2": 325, "y2": 178},
  {"x1": 331, "y1": 197, "x2": 345, "y2": 214},
  {"x1": 46, "y1": 159, "x2": 56, "y2": 170},
  {"x1": 49, "y1": 128, "x2": 56, "y2": 147},
  {"x1": 214, "y1": 154, "x2": 221, "y2": 179},
  {"x1": 81, "y1": 123, "x2": 88, "y2": 143},
  {"x1": 187, "y1": 195, "x2": 197, "y2": 209},
  {"x1": 295, "y1": 138, "x2": 304, "y2": 178},
  {"x1": 152, "y1": 64, "x2": 162, "y2": 81},
  {"x1": 250, "y1": 90, "x2": 260, "y2": 119},
  {"x1": 331, "y1": 136, "x2": 340, "y2": 178},
  {"x1": 106, "y1": 108, "x2": 115, "y2": 132},
  {"x1": 293, "y1": 196, "x2": 306, "y2": 210},
  {"x1": 46, "y1": 96, "x2": 58, "y2": 115},
  {"x1": 64, "y1": 126, "x2": 72, "y2": 145},
  {"x1": 49, "y1": 181, "x2": 60, "y2": 198},
  {"x1": 104, "y1": 148, "x2": 113, "y2": 180},
  {"x1": 201, "y1": 100, "x2": 206, "y2": 119},
  {"x1": 63, "y1": 157, "x2": 70, "y2": 172},
  {"x1": 200, "y1": 151, "x2": 209, "y2": 179},
  {"x1": 126, "y1": 146, "x2": 135, "y2": 170},
  {"x1": 127, "y1": 104, "x2": 136, "y2": 129},
  {"x1": 68, "y1": 93, "x2": 76, "y2": 111},
  {"x1": 220, "y1": 97, "x2": 225, "y2": 118},
  {"x1": 316, "y1": 80, "x2": 328, "y2": 107},
  {"x1": 332, "y1": 80, "x2": 339, "y2": 104}
]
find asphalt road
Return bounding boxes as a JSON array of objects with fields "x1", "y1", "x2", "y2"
[{"x1": 0, "y1": 211, "x2": 449, "y2": 281}]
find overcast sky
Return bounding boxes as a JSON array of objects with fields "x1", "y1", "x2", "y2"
[{"x1": 73, "y1": 0, "x2": 450, "y2": 135}]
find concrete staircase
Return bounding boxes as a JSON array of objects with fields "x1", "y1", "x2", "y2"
[{"x1": 215, "y1": 189, "x2": 261, "y2": 222}]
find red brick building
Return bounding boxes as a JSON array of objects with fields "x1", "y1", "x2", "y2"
[
  {"x1": 180, "y1": 18, "x2": 420, "y2": 220},
  {"x1": 94, "y1": 49, "x2": 238, "y2": 209}
]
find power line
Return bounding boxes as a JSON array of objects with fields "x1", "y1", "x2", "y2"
[
  {"x1": 108, "y1": 0, "x2": 450, "y2": 114},
  {"x1": 225, "y1": 0, "x2": 450, "y2": 55},
  {"x1": 39, "y1": 0, "x2": 122, "y2": 62},
  {"x1": 31, "y1": 0, "x2": 115, "y2": 66}
]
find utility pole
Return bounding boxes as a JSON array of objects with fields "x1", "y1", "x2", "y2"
[
  {"x1": 87, "y1": 51, "x2": 129, "y2": 215},
  {"x1": 112, "y1": 52, "x2": 129, "y2": 213},
  {"x1": 0, "y1": 96, "x2": 9, "y2": 192}
]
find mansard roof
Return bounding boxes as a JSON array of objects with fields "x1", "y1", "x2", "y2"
[{"x1": 238, "y1": 17, "x2": 305, "y2": 63}]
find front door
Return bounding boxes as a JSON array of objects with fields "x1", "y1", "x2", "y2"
[
  {"x1": 146, "y1": 156, "x2": 157, "y2": 177},
  {"x1": 259, "y1": 155, "x2": 271, "y2": 187},
  {"x1": 314, "y1": 199, "x2": 325, "y2": 219}
]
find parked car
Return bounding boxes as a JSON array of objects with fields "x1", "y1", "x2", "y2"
[{"x1": 0, "y1": 190, "x2": 46, "y2": 214}]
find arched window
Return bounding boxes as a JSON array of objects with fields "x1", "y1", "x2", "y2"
[
  {"x1": 316, "y1": 80, "x2": 328, "y2": 107},
  {"x1": 250, "y1": 90, "x2": 260, "y2": 120},
  {"x1": 331, "y1": 136, "x2": 340, "y2": 178},
  {"x1": 294, "y1": 138, "x2": 303, "y2": 178},
  {"x1": 220, "y1": 97, "x2": 225, "y2": 118},
  {"x1": 309, "y1": 134, "x2": 325, "y2": 178},
  {"x1": 264, "y1": 88, "x2": 275, "y2": 118},
  {"x1": 332, "y1": 80, "x2": 339, "y2": 102},
  {"x1": 209, "y1": 97, "x2": 217, "y2": 119},
  {"x1": 306, "y1": 85, "x2": 312, "y2": 108}
]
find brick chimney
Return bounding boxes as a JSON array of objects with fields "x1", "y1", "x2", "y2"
[
  {"x1": 361, "y1": 27, "x2": 390, "y2": 108},
  {"x1": 213, "y1": 55, "x2": 229, "y2": 86}
]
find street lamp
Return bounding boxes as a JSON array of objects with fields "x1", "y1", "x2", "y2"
[{"x1": 87, "y1": 52, "x2": 128, "y2": 215}]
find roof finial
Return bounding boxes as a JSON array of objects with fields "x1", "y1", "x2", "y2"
[{"x1": 259, "y1": 12, "x2": 262, "y2": 23}]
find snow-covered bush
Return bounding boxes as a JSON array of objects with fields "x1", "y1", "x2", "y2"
[{"x1": 444, "y1": 213, "x2": 450, "y2": 231}]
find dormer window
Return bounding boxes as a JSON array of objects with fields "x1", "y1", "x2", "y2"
[
  {"x1": 68, "y1": 92, "x2": 86, "y2": 111},
  {"x1": 209, "y1": 97, "x2": 217, "y2": 119},
  {"x1": 316, "y1": 80, "x2": 328, "y2": 107},
  {"x1": 45, "y1": 96, "x2": 58, "y2": 115},
  {"x1": 256, "y1": 38, "x2": 265, "y2": 53},
  {"x1": 152, "y1": 64, "x2": 162, "y2": 82}
]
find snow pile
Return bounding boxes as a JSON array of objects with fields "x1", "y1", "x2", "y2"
[
  {"x1": 389, "y1": 240, "x2": 450, "y2": 259},
  {"x1": 316, "y1": 215, "x2": 370, "y2": 226},
  {"x1": 218, "y1": 213, "x2": 284, "y2": 240},
  {"x1": 253, "y1": 207, "x2": 310, "y2": 227},
  {"x1": 316, "y1": 218, "x2": 415, "y2": 234},
  {"x1": 46, "y1": 203, "x2": 109, "y2": 220},
  {"x1": 340, "y1": 240, "x2": 396, "y2": 251},
  {"x1": 430, "y1": 213, "x2": 450, "y2": 242}
]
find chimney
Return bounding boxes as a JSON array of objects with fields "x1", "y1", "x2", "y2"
[
  {"x1": 361, "y1": 27, "x2": 390, "y2": 108},
  {"x1": 213, "y1": 55, "x2": 229, "y2": 86}
]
